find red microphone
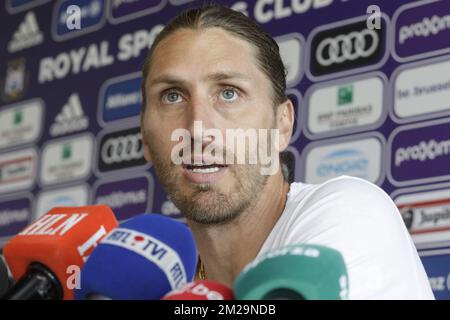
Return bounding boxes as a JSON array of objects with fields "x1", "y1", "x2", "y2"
[
  {"x1": 162, "y1": 280, "x2": 234, "y2": 300},
  {"x1": 2, "y1": 205, "x2": 118, "y2": 300}
]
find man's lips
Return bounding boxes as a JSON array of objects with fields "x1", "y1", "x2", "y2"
[{"x1": 182, "y1": 163, "x2": 228, "y2": 184}]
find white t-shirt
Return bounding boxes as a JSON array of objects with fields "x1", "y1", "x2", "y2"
[{"x1": 257, "y1": 175, "x2": 434, "y2": 300}]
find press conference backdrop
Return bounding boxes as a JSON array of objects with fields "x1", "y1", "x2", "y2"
[{"x1": 0, "y1": 0, "x2": 450, "y2": 299}]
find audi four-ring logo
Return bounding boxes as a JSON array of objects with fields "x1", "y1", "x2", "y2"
[
  {"x1": 316, "y1": 29, "x2": 379, "y2": 67},
  {"x1": 101, "y1": 133, "x2": 144, "y2": 164}
]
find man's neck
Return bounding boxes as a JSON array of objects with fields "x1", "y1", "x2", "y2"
[{"x1": 186, "y1": 170, "x2": 290, "y2": 287}]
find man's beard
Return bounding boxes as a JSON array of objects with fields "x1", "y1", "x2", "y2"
[{"x1": 149, "y1": 149, "x2": 269, "y2": 225}]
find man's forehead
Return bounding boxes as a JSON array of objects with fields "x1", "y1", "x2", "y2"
[
  {"x1": 148, "y1": 28, "x2": 261, "y2": 83},
  {"x1": 149, "y1": 71, "x2": 253, "y2": 87}
]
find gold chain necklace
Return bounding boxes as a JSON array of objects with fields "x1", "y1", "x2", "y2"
[{"x1": 197, "y1": 257, "x2": 206, "y2": 280}]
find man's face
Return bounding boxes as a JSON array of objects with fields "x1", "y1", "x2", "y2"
[{"x1": 142, "y1": 27, "x2": 278, "y2": 224}]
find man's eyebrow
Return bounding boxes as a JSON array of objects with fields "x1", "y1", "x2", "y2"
[
  {"x1": 148, "y1": 71, "x2": 252, "y2": 87},
  {"x1": 205, "y1": 71, "x2": 252, "y2": 82},
  {"x1": 148, "y1": 75, "x2": 187, "y2": 87}
]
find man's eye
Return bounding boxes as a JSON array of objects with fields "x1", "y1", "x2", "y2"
[
  {"x1": 220, "y1": 88, "x2": 238, "y2": 102},
  {"x1": 162, "y1": 91, "x2": 183, "y2": 104}
]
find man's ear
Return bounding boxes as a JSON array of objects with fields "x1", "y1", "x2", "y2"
[
  {"x1": 140, "y1": 112, "x2": 152, "y2": 163},
  {"x1": 276, "y1": 98, "x2": 295, "y2": 152}
]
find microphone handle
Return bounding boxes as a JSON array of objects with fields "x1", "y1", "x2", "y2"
[{"x1": 1, "y1": 263, "x2": 63, "y2": 300}]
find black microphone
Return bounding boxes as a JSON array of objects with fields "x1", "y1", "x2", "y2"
[{"x1": 0, "y1": 253, "x2": 13, "y2": 297}]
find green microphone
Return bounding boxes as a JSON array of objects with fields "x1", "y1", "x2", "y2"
[{"x1": 234, "y1": 244, "x2": 349, "y2": 300}]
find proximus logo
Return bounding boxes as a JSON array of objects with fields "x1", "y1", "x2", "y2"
[
  {"x1": 399, "y1": 14, "x2": 450, "y2": 44},
  {"x1": 395, "y1": 139, "x2": 450, "y2": 167}
]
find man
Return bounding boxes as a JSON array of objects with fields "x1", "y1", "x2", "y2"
[{"x1": 140, "y1": 5, "x2": 434, "y2": 299}]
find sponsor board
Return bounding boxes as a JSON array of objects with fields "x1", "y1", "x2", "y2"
[
  {"x1": 392, "y1": 0, "x2": 450, "y2": 63},
  {"x1": 287, "y1": 88, "x2": 302, "y2": 144},
  {"x1": 52, "y1": 0, "x2": 106, "y2": 41},
  {"x1": 275, "y1": 33, "x2": 304, "y2": 88},
  {"x1": 0, "y1": 194, "x2": 33, "y2": 243},
  {"x1": 388, "y1": 118, "x2": 450, "y2": 187},
  {"x1": 419, "y1": 249, "x2": 450, "y2": 300},
  {"x1": 0, "y1": 148, "x2": 37, "y2": 195},
  {"x1": 0, "y1": 99, "x2": 44, "y2": 151},
  {"x1": 391, "y1": 55, "x2": 450, "y2": 123},
  {"x1": 304, "y1": 72, "x2": 387, "y2": 139},
  {"x1": 35, "y1": 184, "x2": 89, "y2": 221},
  {"x1": 98, "y1": 72, "x2": 142, "y2": 127},
  {"x1": 307, "y1": 14, "x2": 389, "y2": 81},
  {"x1": 95, "y1": 125, "x2": 149, "y2": 176},
  {"x1": 302, "y1": 133, "x2": 385, "y2": 185},
  {"x1": 38, "y1": 25, "x2": 164, "y2": 84},
  {"x1": 39, "y1": 134, "x2": 94, "y2": 186},
  {"x1": 93, "y1": 173, "x2": 154, "y2": 221},
  {"x1": 108, "y1": 0, "x2": 167, "y2": 24}
]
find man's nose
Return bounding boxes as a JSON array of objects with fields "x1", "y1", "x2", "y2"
[{"x1": 186, "y1": 94, "x2": 216, "y2": 142}]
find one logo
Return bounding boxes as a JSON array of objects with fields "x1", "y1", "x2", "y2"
[
  {"x1": 103, "y1": 227, "x2": 188, "y2": 289},
  {"x1": 7, "y1": 11, "x2": 43, "y2": 53},
  {"x1": 99, "y1": 73, "x2": 142, "y2": 125},
  {"x1": 304, "y1": 136, "x2": 383, "y2": 184},
  {"x1": 400, "y1": 207, "x2": 414, "y2": 230},
  {"x1": 40, "y1": 134, "x2": 93, "y2": 186},
  {"x1": 50, "y1": 93, "x2": 89, "y2": 137},
  {"x1": 393, "y1": 0, "x2": 450, "y2": 62},
  {"x1": 53, "y1": 0, "x2": 106, "y2": 41},
  {"x1": 398, "y1": 200, "x2": 450, "y2": 235},
  {"x1": 14, "y1": 110, "x2": 23, "y2": 125},
  {"x1": 35, "y1": 185, "x2": 89, "y2": 220},
  {"x1": 306, "y1": 75, "x2": 385, "y2": 138},
  {"x1": 0, "y1": 197, "x2": 32, "y2": 240},
  {"x1": 393, "y1": 58, "x2": 450, "y2": 122},
  {"x1": 389, "y1": 119, "x2": 450, "y2": 186},
  {"x1": 394, "y1": 187, "x2": 450, "y2": 250},
  {"x1": 317, "y1": 149, "x2": 369, "y2": 179},
  {"x1": 62, "y1": 143, "x2": 72, "y2": 160},
  {"x1": 0, "y1": 99, "x2": 44, "y2": 151},
  {"x1": 317, "y1": 29, "x2": 379, "y2": 67},
  {"x1": 19, "y1": 212, "x2": 88, "y2": 236},
  {"x1": 0, "y1": 148, "x2": 37, "y2": 194},
  {"x1": 337, "y1": 85, "x2": 353, "y2": 106},
  {"x1": 94, "y1": 175, "x2": 152, "y2": 221},
  {"x1": 108, "y1": 0, "x2": 167, "y2": 24},
  {"x1": 1, "y1": 58, "x2": 29, "y2": 103},
  {"x1": 97, "y1": 127, "x2": 147, "y2": 174},
  {"x1": 309, "y1": 17, "x2": 386, "y2": 78}
]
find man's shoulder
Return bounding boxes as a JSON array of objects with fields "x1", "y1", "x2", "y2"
[
  {"x1": 282, "y1": 175, "x2": 402, "y2": 232},
  {"x1": 289, "y1": 175, "x2": 391, "y2": 212}
]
